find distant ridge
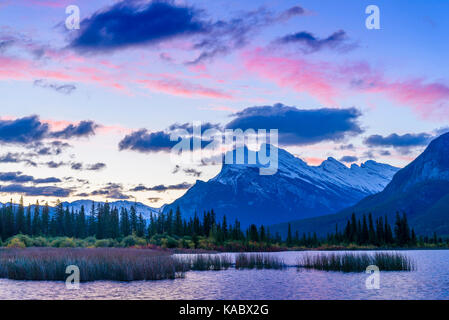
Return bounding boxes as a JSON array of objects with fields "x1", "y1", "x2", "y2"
[
  {"x1": 0, "y1": 200, "x2": 160, "y2": 220},
  {"x1": 271, "y1": 132, "x2": 449, "y2": 237}
]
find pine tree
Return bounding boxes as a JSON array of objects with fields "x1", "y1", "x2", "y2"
[
  {"x1": 32, "y1": 201, "x2": 41, "y2": 236},
  {"x1": 130, "y1": 205, "x2": 138, "y2": 234},
  {"x1": 16, "y1": 196, "x2": 25, "y2": 234},
  {"x1": 368, "y1": 213, "x2": 376, "y2": 244},
  {"x1": 286, "y1": 223, "x2": 293, "y2": 247},
  {"x1": 42, "y1": 202, "x2": 50, "y2": 235},
  {"x1": 55, "y1": 200, "x2": 64, "y2": 236},
  {"x1": 25, "y1": 205, "x2": 32, "y2": 235},
  {"x1": 174, "y1": 206, "x2": 183, "y2": 236}
]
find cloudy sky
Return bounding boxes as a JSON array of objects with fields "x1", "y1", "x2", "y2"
[{"x1": 0, "y1": 0, "x2": 448, "y2": 207}]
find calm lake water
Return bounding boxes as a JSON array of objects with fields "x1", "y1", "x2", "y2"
[{"x1": 1, "y1": 250, "x2": 448, "y2": 300}]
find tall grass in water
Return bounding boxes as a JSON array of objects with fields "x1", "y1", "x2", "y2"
[
  {"x1": 0, "y1": 248, "x2": 188, "y2": 281},
  {"x1": 297, "y1": 252, "x2": 416, "y2": 272},
  {"x1": 235, "y1": 253, "x2": 285, "y2": 270},
  {"x1": 187, "y1": 254, "x2": 232, "y2": 271}
]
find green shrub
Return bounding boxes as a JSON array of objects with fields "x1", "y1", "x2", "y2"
[
  {"x1": 31, "y1": 237, "x2": 49, "y2": 247},
  {"x1": 50, "y1": 237, "x2": 76, "y2": 248},
  {"x1": 7, "y1": 234, "x2": 34, "y2": 247},
  {"x1": 84, "y1": 236, "x2": 97, "y2": 246},
  {"x1": 7, "y1": 238, "x2": 26, "y2": 249},
  {"x1": 95, "y1": 239, "x2": 112, "y2": 247},
  {"x1": 121, "y1": 235, "x2": 146, "y2": 247},
  {"x1": 161, "y1": 236, "x2": 178, "y2": 249}
]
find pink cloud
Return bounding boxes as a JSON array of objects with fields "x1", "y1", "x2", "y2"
[
  {"x1": 137, "y1": 77, "x2": 233, "y2": 99},
  {"x1": 243, "y1": 48, "x2": 449, "y2": 119},
  {"x1": 242, "y1": 48, "x2": 338, "y2": 105}
]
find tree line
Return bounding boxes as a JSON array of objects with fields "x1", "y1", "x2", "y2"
[
  {"x1": 0, "y1": 197, "x2": 443, "y2": 247},
  {"x1": 285, "y1": 212, "x2": 443, "y2": 247},
  {"x1": 0, "y1": 198, "x2": 276, "y2": 244}
]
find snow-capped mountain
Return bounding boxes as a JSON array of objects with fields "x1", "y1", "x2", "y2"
[
  {"x1": 61, "y1": 200, "x2": 160, "y2": 219},
  {"x1": 163, "y1": 145, "x2": 399, "y2": 226},
  {"x1": 271, "y1": 132, "x2": 449, "y2": 237}
]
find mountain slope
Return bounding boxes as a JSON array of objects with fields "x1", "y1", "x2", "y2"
[
  {"x1": 164, "y1": 145, "x2": 399, "y2": 226},
  {"x1": 61, "y1": 200, "x2": 160, "y2": 219},
  {"x1": 271, "y1": 132, "x2": 449, "y2": 237}
]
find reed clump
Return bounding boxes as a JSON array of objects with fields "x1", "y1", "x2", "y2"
[
  {"x1": 297, "y1": 252, "x2": 416, "y2": 272},
  {"x1": 188, "y1": 254, "x2": 232, "y2": 271},
  {"x1": 235, "y1": 253, "x2": 285, "y2": 270},
  {"x1": 0, "y1": 248, "x2": 187, "y2": 281}
]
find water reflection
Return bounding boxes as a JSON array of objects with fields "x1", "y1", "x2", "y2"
[{"x1": 0, "y1": 250, "x2": 448, "y2": 300}]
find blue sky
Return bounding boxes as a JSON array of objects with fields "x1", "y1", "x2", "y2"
[{"x1": 0, "y1": 0, "x2": 448, "y2": 206}]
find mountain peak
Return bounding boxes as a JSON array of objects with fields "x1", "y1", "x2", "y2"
[{"x1": 165, "y1": 144, "x2": 399, "y2": 226}]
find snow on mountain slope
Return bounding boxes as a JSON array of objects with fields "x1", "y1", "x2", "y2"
[
  {"x1": 61, "y1": 200, "x2": 160, "y2": 219},
  {"x1": 164, "y1": 145, "x2": 399, "y2": 226}
]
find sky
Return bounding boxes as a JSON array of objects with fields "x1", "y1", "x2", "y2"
[{"x1": 0, "y1": 0, "x2": 448, "y2": 207}]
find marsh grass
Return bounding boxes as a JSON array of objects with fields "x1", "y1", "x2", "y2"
[
  {"x1": 235, "y1": 253, "x2": 285, "y2": 270},
  {"x1": 0, "y1": 248, "x2": 187, "y2": 281},
  {"x1": 187, "y1": 254, "x2": 232, "y2": 271},
  {"x1": 297, "y1": 252, "x2": 416, "y2": 272}
]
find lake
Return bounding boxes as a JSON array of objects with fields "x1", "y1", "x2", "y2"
[{"x1": 1, "y1": 250, "x2": 448, "y2": 300}]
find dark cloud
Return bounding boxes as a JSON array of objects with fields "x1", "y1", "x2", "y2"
[
  {"x1": 226, "y1": 104, "x2": 363, "y2": 146},
  {"x1": 0, "y1": 152, "x2": 37, "y2": 166},
  {"x1": 0, "y1": 116, "x2": 97, "y2": 145},
  {"x1": 89, "y1": 183, "x2": 130, "y2": 199},
  {"x1": 45, "y1": 161, "x2": 66, "y2": 168},
  {"x1": 33, "y1": 177, "x2": 62, "y2": 184},
  {"x1": 118, "y1": 123, "x2": 216, "y2": 153},
  {"x1": 168, "y1": 122, "x2": 221, "y2": 134},
  {"x1": 33, "y1": 79, "x2": 77, "y2": 95},
  {"x1": 130, "y1": 182, "x2": 192, "y2": 193},
  {"x1": 69, "y1": 0, "x2": 206, "y2": 52},
  {"x1": 33, "y1": 141, "x2": 72, "y2": 156},
  {"x1": 147, "y1": 197, "x2": 161, "y2": 203},
  {"x1": 71, "y1": 162, "x2": 83, "y2": 171},
  {"x1": 339, "y1": 155, "x2": 358, "y2": 163},
  {"x1": 129, "y1": 184, "x2": 150, "y2": 192},
  {"x1": 364, "y1": 133, "x2": 432, "y2": 148},
  {"x1": 275, "y1": 30, "x2": 355, "y2": 53},
  {"x1": 149, "y1": 182, "x2": 193, "y2": 192},
  {"x1": 86, "y1": 163, "x2": 107, "y2": 171},
  {"x1": 187, "y1": 6, "x2": 305, "y2": 64},
  {"x1": 0, "y1": 184, "x2": 71, "y2": 197},
  {"x1": 338, "y1": 144, "x2": 355, "y2": 150},
  {"x1": 0, "y1": 115, "x2": 49, "y2": 144},
  {"x1": 171, "y1": 165, "x2": 202, "y2": 177},
  {"x1": 0, "y1": 172, "x2": 61, "y2": 184},
  {"x1": 183, "y1": 168, "x2": 202, "y2": 177},
  {"x1": 68, "y1": 0, "x2": 304, "y2": 64},
  {"x1": 0, "y1": 39, "x2": 15, "y2": 52},
  {"x1": 379, "y1": 150, "x2": 391, "y2": 156},
  {"x1": 363, "y1": 151, "x2": 375, "y2": 159},
  {"x1": 50, "y1": 121, "x2": 98, "y2": 139},
  {"x1": 119, "y1": 129, "x2": 181, "y2": 153}
]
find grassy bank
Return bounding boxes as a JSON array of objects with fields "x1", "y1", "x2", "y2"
[
  {"x1": 297, "y1": 252, "x2": 416, "y2": 272},
  {"x1": 0, "y1": 248, "x2": 187, "y2": 281},
  {"x1": 0, "y1": 249, "x2": 291, "y2": 281}
]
